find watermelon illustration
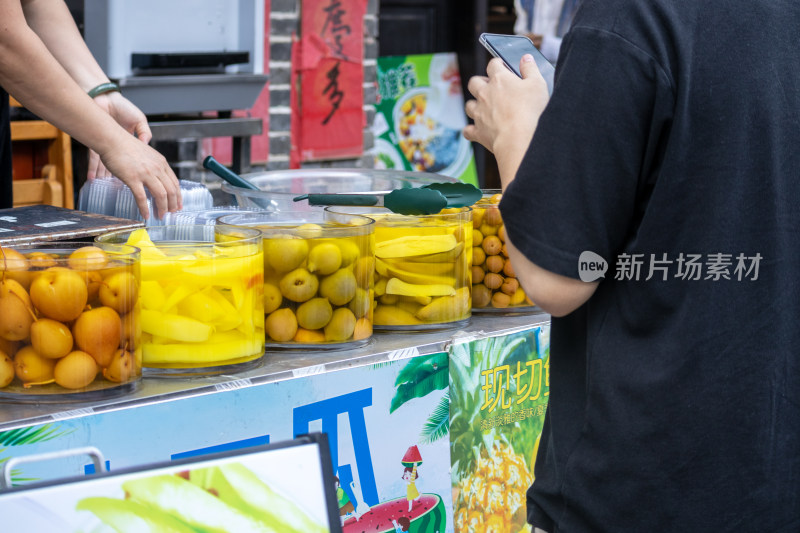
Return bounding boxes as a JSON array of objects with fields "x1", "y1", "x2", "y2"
[
  {"x1": 343, "y1": 493, "x2": 445, "y2": 533},
  {"x1": 401, "y1": 445, "x2": 423, "y2": 468}
]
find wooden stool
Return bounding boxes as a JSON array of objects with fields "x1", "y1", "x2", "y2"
[{"x1": 9, "y1": 96, "x2": 74, "y2": 208}]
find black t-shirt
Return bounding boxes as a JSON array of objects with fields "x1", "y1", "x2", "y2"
[
  {"x1": 0, "y1": 87, "x2": 11, "y2": 208},
  {"x1": 500, "y1": 0, "x2": 800, "y2": 531}
]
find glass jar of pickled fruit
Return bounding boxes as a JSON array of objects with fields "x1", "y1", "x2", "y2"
[
  {"x1": 96, "y1": 225, "x2": 264, "y2": 375},
  {"x1": 218, "y1": 210, "x2": 375, "y2": 348},
  {"x1": 471, "y1": 191, "x2": 536, "y2": 312},
  {"x1": 325, "y1": 206, "x2": 472, "y2": 330},
  {"x1": 0, "y1": 242, "x2": 141, "y2": 400}
]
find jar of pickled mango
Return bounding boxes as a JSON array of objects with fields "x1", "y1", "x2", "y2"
[
  {"x1": 96, "y1": 225, "x2": 264, "y2": 375},
  {"x1": 471, "y1": 191, "x2": 536, "y2": 312},
  {"x1": 325, "y1": 206, "x2": 472, "y2": 330},
  {"x1": 0, "y1": 242, "x2": 140, "y2": 400},
  {"x1": 218, "y1": 210, "x2": 375, "y2": 348}
]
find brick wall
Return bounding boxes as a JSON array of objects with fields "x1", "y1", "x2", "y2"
[
  {"x1": 265, "y1": 0, "x2": 378, "y2": 171},
  {"x1": 176, "y1": 0, "x2": 380, "y2": 201}
]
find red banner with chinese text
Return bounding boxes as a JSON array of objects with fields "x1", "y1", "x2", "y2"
[{"x1": 292, "y1": 0, "x2": 367, "y2": 162}]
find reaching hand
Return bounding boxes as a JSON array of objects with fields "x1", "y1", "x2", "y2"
[
  {"x1": 98, "y1": 133, "x2": 182, "y2": 220},
  {"x1": 88, "y1": 91, "x2": 153, "y2": 180}
]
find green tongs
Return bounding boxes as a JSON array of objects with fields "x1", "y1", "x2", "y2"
[{"x1": 293, "y1": 182, "x2": 483, "y2": 215}]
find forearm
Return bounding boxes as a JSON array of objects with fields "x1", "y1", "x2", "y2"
[
  {"x1": 0, "y1": 1, "x2": 127, "y2": 155},
  {"x1": 21, "y1": 0, "x2": 109, "y2": 91},
  {"x1": 494, "y1": 130, "x2": 533, "y2": 191},
  {"x1": 504, "y1": 233, "x2": 598, "y2": 317}
]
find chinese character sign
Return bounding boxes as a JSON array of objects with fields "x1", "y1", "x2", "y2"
[{"x1": 293, "y1": 0, "x2": 367, "y2": 161}]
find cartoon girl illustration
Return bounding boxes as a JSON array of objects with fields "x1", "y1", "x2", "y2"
[
  {"x1": 392, "y1": 516, "x2": 411, "y2": 532},
  {"x1": 334, "y1": 476, "x2": 357, "y2": 526},
  {"x1": 402, "y1": 465, "x2": 420, "y2": 512}
]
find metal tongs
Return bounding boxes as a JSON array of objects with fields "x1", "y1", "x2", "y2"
[{"x1": 293, "y1": 182, "x2": 483, "y2": 215}]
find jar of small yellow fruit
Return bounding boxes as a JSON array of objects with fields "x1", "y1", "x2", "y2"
[
  {"x1": 218, "y1": 210, "x2": 375, "y2": 348},
  {"x1": 325, "y1": 206, "x2": 472, "y2": 330},
  {"x1": 96, "y1": 225, "x2": 264, "y2": 375},
  {"x1": 471, "y1": 191, "x2": 536, "y2": 312},
  {"x1": 0, "y1": 242, "x2": 141, "y2": 400}
]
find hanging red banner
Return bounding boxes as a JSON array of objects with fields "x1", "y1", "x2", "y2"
[{"x1": 292, "y1": 0, "x2": 367, "y2": 163}]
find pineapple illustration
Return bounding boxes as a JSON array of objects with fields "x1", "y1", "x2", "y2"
[{"x1": 450, "y1": 330, "x2": 549, "y2": 533}]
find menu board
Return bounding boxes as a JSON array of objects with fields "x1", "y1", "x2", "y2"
[
  {"x1": 0, "y1": 434, "x2": 340, "y2": 533},
  {"x1": 374, "y1": 53, "x2": 479, "y2": 187},
  {"x1": 0, "y1": 205, "x2": 143, "y2": 246}
]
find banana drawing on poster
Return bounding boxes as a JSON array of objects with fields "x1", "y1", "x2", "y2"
[{"x1": 374, "y1": 53, "x2": 479, "y2": 187}]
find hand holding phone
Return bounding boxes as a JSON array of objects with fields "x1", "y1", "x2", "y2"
[{"x1": 479, "y1": 32, "x2": 555, "y2": 94}]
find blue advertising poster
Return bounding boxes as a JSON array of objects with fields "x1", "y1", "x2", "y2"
[{"x1": 0, "y1": 353, "x2": 453, "y2": 533}]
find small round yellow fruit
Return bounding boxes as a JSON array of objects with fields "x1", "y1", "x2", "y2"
[
  {"x1": 30, "y1": 267, "x2": 88, "y2": 322},
  {"x1": 265, "y1": 308, "x2": 298, "y2": 342},
  {"x1": 14, "y1": 346, "x2": 55, "y2": 384},
  {"x1": 67, "y1": 246, "x2": 109, "y2": 271},
  {"x1": 54, "y1": 350, "x2": 98, "y2": 389},
  {"x1": 30, "y1": 318, "x2": 74, "y2": 359},
  {"x1": 0, "y1": 350, "x2": 15, "y2": 387}
]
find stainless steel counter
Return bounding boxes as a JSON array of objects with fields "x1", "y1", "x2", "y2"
[{"x1": 0, "y1": 312, "x2": 550, "y2": 431}]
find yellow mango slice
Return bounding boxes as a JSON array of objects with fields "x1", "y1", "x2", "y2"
[
  {"x1": 126, "y1": 229, "x2": 164, "y2": 255},
  {"x1": 386, "y1": 277, "x2": 456, "y2": 297},
  {"x1": 177, "y1": 291, "x2": 225, "y2": 323},
  {"x1": 376, "y1": 258, "x2": 455, "y2": 287},
  {"x1": 403, "y1": 241, "x2": 465, "y2": 263},
  {"x1": 140, "y1": 281, "x2": 166, "y2": 310},
  {"x1": 373, "y1": 304, "x2": 423, "y2": 326},
  {"x1": 161, "y1": 284, "x2": 194, "y2": 313},
  {"x1": 206, "y1": 289, "x2": 243, "y2": 331},
  {"x1": 416, "y1": 287, "x2": 471, "y2": 322},
  {"x1": 375, "y1": 234, "x2": 457, "y2": 259},
  {"x1": 139, "y1": 258, "x2": 183, "y2": 281},
  {"x1": 383, "y1": 259, "x2": 455, "y2": 275},
  {"x1": 142, "y1": 331, "x2": 263, "y2": 364},
  {"x1": 182, "y1": 254, "x2": 263, "y2": 284},
  {"x1": 140, "y1": 308, "x2": 212, "y2": 342}
]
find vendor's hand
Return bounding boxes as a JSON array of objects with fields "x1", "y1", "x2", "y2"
[
  {"x1": 463, "y1": 55, "x2": 549, "y2": 155},
  {"x1": 88, "y1": 92, "x2": 153, "y2": 180},
  {"x1": 98, "y1": 133, "x2": 181, "y2": 220}
]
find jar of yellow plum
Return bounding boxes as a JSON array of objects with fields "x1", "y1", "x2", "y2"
[
  {"x1": 471, "y1": 191, "x2": 536, "y2": 312},
  {"x1": 96, "y1": 225, "x2": 264, "y2": 375},
  {"x1": 0, "y1": 242, "x2": 140, "y2": 400},
  {"x1": 218, "y1": 210, "x2": 375, "y2": 348},
  {"x1": 325, "y1": 206, "x2": 472, "y2": 330}
]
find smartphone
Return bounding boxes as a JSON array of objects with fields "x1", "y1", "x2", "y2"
[{"x1": 479, "y1": 32, "x2": 555, "y2": 94}]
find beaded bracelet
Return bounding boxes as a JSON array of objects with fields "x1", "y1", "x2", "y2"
[{"x1": 87, "y1": 82, "x2": 121, "y2": 99}]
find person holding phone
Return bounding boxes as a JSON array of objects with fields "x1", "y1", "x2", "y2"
[
  {"x1": 465, "y1": 0, "x2": 800, "y2": 531},
  {"x1": 0, "y1": 0, "x2": 181, "y2": 219}
]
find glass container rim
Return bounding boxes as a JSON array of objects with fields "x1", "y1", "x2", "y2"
[
  {"x1": 323, "y1": 205, "x2": 471, "y2": 221},
  {"x1": 220, "y1": 167, "x2": 461, "y2": 195},
  {"x1": 3, "y1": 240, "x2": 140, "y2": 258},
  {"x1": 95, "y1": 224, "x2": 263, "y2": 246},
  {"x1": 217, "y1": 211, "x2": 375, "y2": 238}
]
